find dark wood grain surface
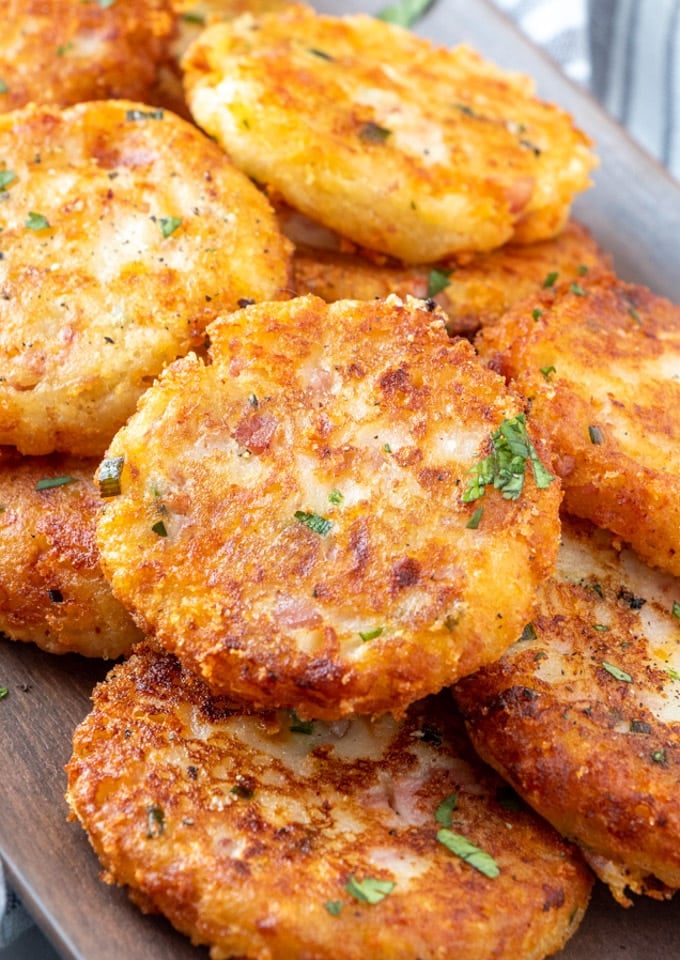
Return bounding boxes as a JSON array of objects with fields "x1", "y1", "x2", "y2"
[{"x1": 1, "y1": 1, "x2": 679, "y2": 958}]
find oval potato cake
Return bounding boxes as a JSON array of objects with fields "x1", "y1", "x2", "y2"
[
  {"x1": 0, "y1": 100, "x2": 291, "y2": 456},
  {"x1": 0, "y1": 0, "x2": 176, "y2": 113},
  {"x1": 476, "y1": 275, "x2": 680, "y2": 576},
  {"x1": 455, "y1": 516, "x2": 680, "y2": 905},
  {"x1": 66, "y1": 642, "x2": 592, "y2": 960},
  {"x1": 96, "y1": 294, "x2": 561, "y2": 720},
  {"x1": 0, "y1": 450, "x2": 141, "y2": 658},
  {"x1": 182, "y1": 4, "x2": 596, "y2": 263}
]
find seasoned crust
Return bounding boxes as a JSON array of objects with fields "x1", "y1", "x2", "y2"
[
  {"x1": 0, "y1": 449, "x2": 141, "y2": 658},
  {"x1": 476, "y1": 275, "x2": 680, "y2": 575},
  {"x1": 66, "y1": 642, "x2": 592, "y2": 960},
  {"x1": 0, "y1": 100, "x2": 291, "y2": 456},
  {"x1": 455, "y1": 516, "x2": 680, "y2": 905},
  {"x1": 0, "y1": 0, "x2": 176, "y2": 112},
  {"x1": 182, "y1": 4, "x2": 596, "y2": 262},
  {"x1": 95, "y1": 294, "x2": 561, "y2": 720}
]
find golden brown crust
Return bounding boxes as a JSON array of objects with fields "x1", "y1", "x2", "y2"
[
  {"x1": 0, "y1": 0, "x2": 176, "y2": 112},
  {"x1": 66, "y1": 642, "x2": 592, "y2": 960},
  {"x1": 96, "y1": 295, "x2": 561, "y2": 719},
  {"x1": 0, "y1": 100, "x2": 291, "y2": 456},
  {"x1": 455, "y1": 516, "x2": 680, "y2": 905},
  {"x1": 0, "y1": 449, "x2": 141, "y2": 657},
  {"x1": 476, "y1": 275, "x2": 680, "y2": 575},
  {"x1": 182, "y1": 4, "x2": 596, "y2": 262}
]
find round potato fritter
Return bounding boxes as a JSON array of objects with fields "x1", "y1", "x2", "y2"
[
  {"x1": 286, "y1": 216, "x2": 610, "y2": 339},
  {"x1": 95, "y1": 294, "x2": 561, "y2": 720},
  {"x1": 0, "y1": 0, "x2": 176, "y2": 113},
  {"x1": 476, "y1": 275, "x2": 680, "y2": 576},
  {"x1": 455, "y1": 516, "x2": 680, "y2": 906},
  {"x1": 0, "y1": 100, "x2": 291, "y2": 456},
  {"x1": 66, "y1": 643, "x2": 592, "y2": 960},
  {"x1": 182, "y1": 4, "x2": 596, "y2": 263},
  {"x1": 0, "y1": 450, "x2": 141, "y2": 658}
]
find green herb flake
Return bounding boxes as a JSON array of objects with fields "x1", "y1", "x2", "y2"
[
  {"x1": 25, "y1": 212, "x2": 50, "y2": 231},
  {"x1": 542, "y1": 271, "x2": 558, "y2": 288},
  {"x1": 532, "y1": 307, "x2": 543, "y2": 321},
  {"x1": 0, "y1": 170, "x2": 16, "y2": 190},
  {"x1": 427, "y1": 267, "x2": 453, "y2": 297},
  {"x1": 540, "y1": 365, "x2": 556, "y2": 380},
  {"x1": 98, "y1": 455, "x2": 124, "y2": 497},
  {"x1": 666, "y1": 666, "x2": 680, "y2": 681},
  {"x1": 345, "y1": 875, "x2": 395, "y2": 904},
  {"x1": 651, "y1": 749, "x2": 668, "y2": 765},
  {"x1": 465, "y1": 505, "x2": 483, "y2": 529},
  {"x1": 593, "y1": 623, "x2": 610, "y2": 632},
  {"x1": 628, "y1": 306, "x2": 642, "y2": 324},
  {"x1": 289, "y1": 711, "x2": 313, "y2": 735},
  {"x1": 0, "y1": 687, "x2": 8, "y2": 700},
  {"x1": 151, "y1": 520, "x2": 168, "y2": 537},
  {"x1": 601, "y1": 661, "x2": 633, "y2": 683},
  {"x1": 436, "y1": 829, "x2": 499, "y2": 878},
  {"x1": 294, "y1": 510, "x2": 332, "y2": 536},
  {"x1": 462, "y1": 413, "x2": 554, "y2": 503},
  {"x1": 181, "y1": 10, "x2": 205, "y2": 23},
  {"x1": 376, "y1": 0, "x2": 435, "y2": 28},
  {"x1": 588, "y1": 425, "x2": 604, "y2": 445},
  {"x1": 146, "y1": 804, "x2": 165, "y2": 838},
  {"x1": 359, "y1": 121, "x2": 392, "y2": 144},
  {"x1": 519, "y1": 622, "x2": 537, "y2": 642},
  {"x1": 308, "y1": 47, "x2": 334, "y2": 61},
  {"x1": 577, "y1": 264, "x2": 589, "y2": 276},
  {"x1": 359, "y1": 627, "x2": 384, "y2": 642},
  {"x1": 0, "y1": 80, "x2": 8, "y2": 95},
  {"x1": 328, "y1": 489, "x2": 343, "y2": 505},
  {"x1": 324, "y1": 900, "x2": 343, "y2": 916},
  {"x1": 57, "y1": 41, "x2": 74, "y2": 56},
  {"x1": 672, "y1": 601, "x2": 680, "y2": 619},
  {"x1": 35, "y1": 475, "x2": 76, "y2": 491},
  {"x1": 435, "y1": 793, "x2": 457, "y2": 828},
  {"x1": 570, "y1": 282, "x2": 586, "y2": 296},
  {"x1": 126, "y1": 108, "x2": 164, "y2": 122},
  {"x1": 159, "y1": 216, "x2": 182, "y2": 238},
  {"x1": 383, "y1": 442, "x2": 392, "y2": 453}
]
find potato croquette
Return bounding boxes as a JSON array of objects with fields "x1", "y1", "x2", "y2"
[
  {"x1": 95, "y1": 294, "x2": 561, "y2": 720},
  {"x1": 0, "y1": 100, "x2": 291, "y2": 456},
  {"x1": 476, "y1": 275, "x2": 680, "y2": 575},
  {"x1": 0, "y1": 0, "x2": 176, "y2": 113},
  {"x1": 182, "y1": 4, "x2": 596, "y2": 263},
  {"x1": 455, "y1": 516, "x2": 680, "y2": 906},
  {"x1": 0, "y1": 450, "x2": 141, "y2": 658},
  {"x1": 66, "y1": 643, "x2": 592, "y2": 960},
  {"x1": 288, "y1": 217, "x2": 609, "y2": 338}
]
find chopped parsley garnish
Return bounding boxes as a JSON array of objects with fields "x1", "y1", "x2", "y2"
[
  {"x1": 588, "y1": 425, "x2": 604, "y2": 445},
  {"x1": 436, "y1": 829, "x2": 499, "y2": 878},
  {"x1": 25, "y1": 212, "x2": 50, "y2": 231},
  {"x1": 0, "y1": 170, "x2": 16, "y2": 191},
  {"x1": 56, "y1": 42, "x2": 74, "y2": 56},
  {"x1": 289, "y1": 711, "x2": 313, "y2": 735},
  {"x1": 577, "y1": 264, "x2": 589, "y2": 276},
  {"x1": 435, "y1": 794, "x2": 457, "y2": 828},
  {"x1": 35, "y1": 475, "x2": 76, "y2": 491},
  {"x1": 181, "y1": 9, "x2": 205, "y2": 23},
  {"x1": 462, "y1": 413, "x2": 554, "y2": 503},
  {"x1": 628, "y1": 306, "x2": 642, "y2": 324},
  {"x1": 383, "y1": 443, "x2": 392, "y2": 453},
  {"x1": 294, "y1": 510, "x2": 333, "y2": 536},
  {"x1": 542, "y1": 271, "x2": 558, "y2": 288},
  {"x1": 532, "y1": 307, "x2": 543, "y2": 321},
  {"x1": 519, "y1": 622, "x2": 537, "y2": 642},
  {"x1": 672, "y1": 601, "x2": 680, "y2": 619},
  {"x1": 126, "y1": 108, "x2": 164, "y2": 122},
  {"x1": 146, "y1": 804, "x2": 165, "y2": 838},
  {"x1": 345, "y1": 876, "x2": 395, "y2": 904},
  {"x1": 0, "y1": 80, "x2": 7, "y2": 94},
  {"x1": 359, "y1": 121, "x2": 392, "y2": 143},
  {"x1": 427, "y1": 267, "x2": 453, "y2": 298},
  {"x1": 324, "y1": 900, "x2": 343, "y2": 916},
  {"x1": 651, "y1": 749, "x2": 668, "y2": 765},
  {"x1": 151, "y1": 520, "x2": 168, "y2": 537},
  {"x1": 159, "y1": 216, "x2": 182, "y2": 238},
  {"x1": 0, "y1": 687, "x2": 8, "y2": 700},
  {"x1": 570, "y1": 282, "x2": 586, "y2": 296},
  {"x1": 98, "y1": 455, "x2": 124, "y2": 497},
  {"x1": 465, "y1": 506, "x2": 483, "y2": 529},
  {"x1": 328, "y1": 489, "x2": 343, "y2": 505},
  {"x1": 593, "y1": 623, "x2": 610, "y2": 632},
  {"x1": 667, "y1": 666, "x2": 680, "y2": 681},
  {"x1": 376, "y1": 0, "x2": 435, "y2": 27},
  {"x1": 540, "y1": 365, "x2": 556, "y2": 380},
  {"x1": 359, "y1": 627, "x2": 383, "y2": 642},
  {"x1": 308, "y1": 48, "x2": 334, "y2": 61},
  {"x1": 601, "y1": 661, "x2": 633, "y2": 683}
]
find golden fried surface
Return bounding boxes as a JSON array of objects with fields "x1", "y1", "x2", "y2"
[
  {"x1": 288, "y1": 217, "x2": 609, "y2": 338},
  {"x1": 0, "y1": 0, "x2": 176, "y2": 112},
  {"x1": 455, "y1": 516, "x2": 680, "y2": 906},
  {"x1": 476, "y1": 275, "x2": 680, "y2": 575},
  {"x1": 0, "y1": 450, "x2": 141, "y2": 658},
  {"x1": 96, "y1": 295, "x2": 561, "y2": 720},
  {"x1": 66, "y1": 643, "x2": 592, "y2": 960},
  {"x1": 182, "y1": 4, "x2": 596, "y2": 263},
  {"x1": 0, "y1": 100, "x2": 291, "y2": 456}
]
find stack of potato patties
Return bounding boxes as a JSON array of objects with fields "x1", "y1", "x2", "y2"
[{"x1": 4, "y1": 2, "x2": 680, "y2": 959}]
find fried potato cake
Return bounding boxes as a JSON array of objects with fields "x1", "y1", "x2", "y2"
[
  {"x1": 0, "y1": 0, "x2": 176, "y2": 113},
  {"x1": 66, "y1": 642, "x2": 592, "y2": 960},
  {"x1": 182, "y1": 4, "x2": 596, "y2": 263},
  {"x1": 0, "y1": 450, "x2": 141, "y2": 658},
  {"x1": 0, "y1": 100, "x2": 291, "y2": 456},
  {"x1": 455, "y1": 516, "x2": 680, "y2": 906},
  {"x1": 95, "y1": 294, "x2": 561, "y2": 720},
  {"x1": 476, "y1": 275, "x2": 680, "y2": 575},
  {"x1": 287, "y1": 217, "x2": 609, "y2": 338}
]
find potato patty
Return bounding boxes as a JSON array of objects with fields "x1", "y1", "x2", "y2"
[
  {"x1": 455, "y1": 516, "x2": 680, "y2": 906},
  {"x1": 476, "y1": 275, "x2": 680, "y2": 575},
  {"x1": 0, "y1": 450, "x2": 141, "y2": 658},
  {"x1": 287, "y1": 217, "x2": 609, "y2": 338},
  {"x1": 182, "y1": 4, "x2": 596, "y2": 263},
  {"x1": 66, "y1": 642, "x2": 592, "y2": 960},
  {"x1": 0, "y1": 100, "x2": 291, "y2": 456},
  {"x1": 96, "y1": 294, "x2": 561, "y2": 720},
  {"x1": 0, "y1": 0, "x2": 176, "y2": 112}
]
